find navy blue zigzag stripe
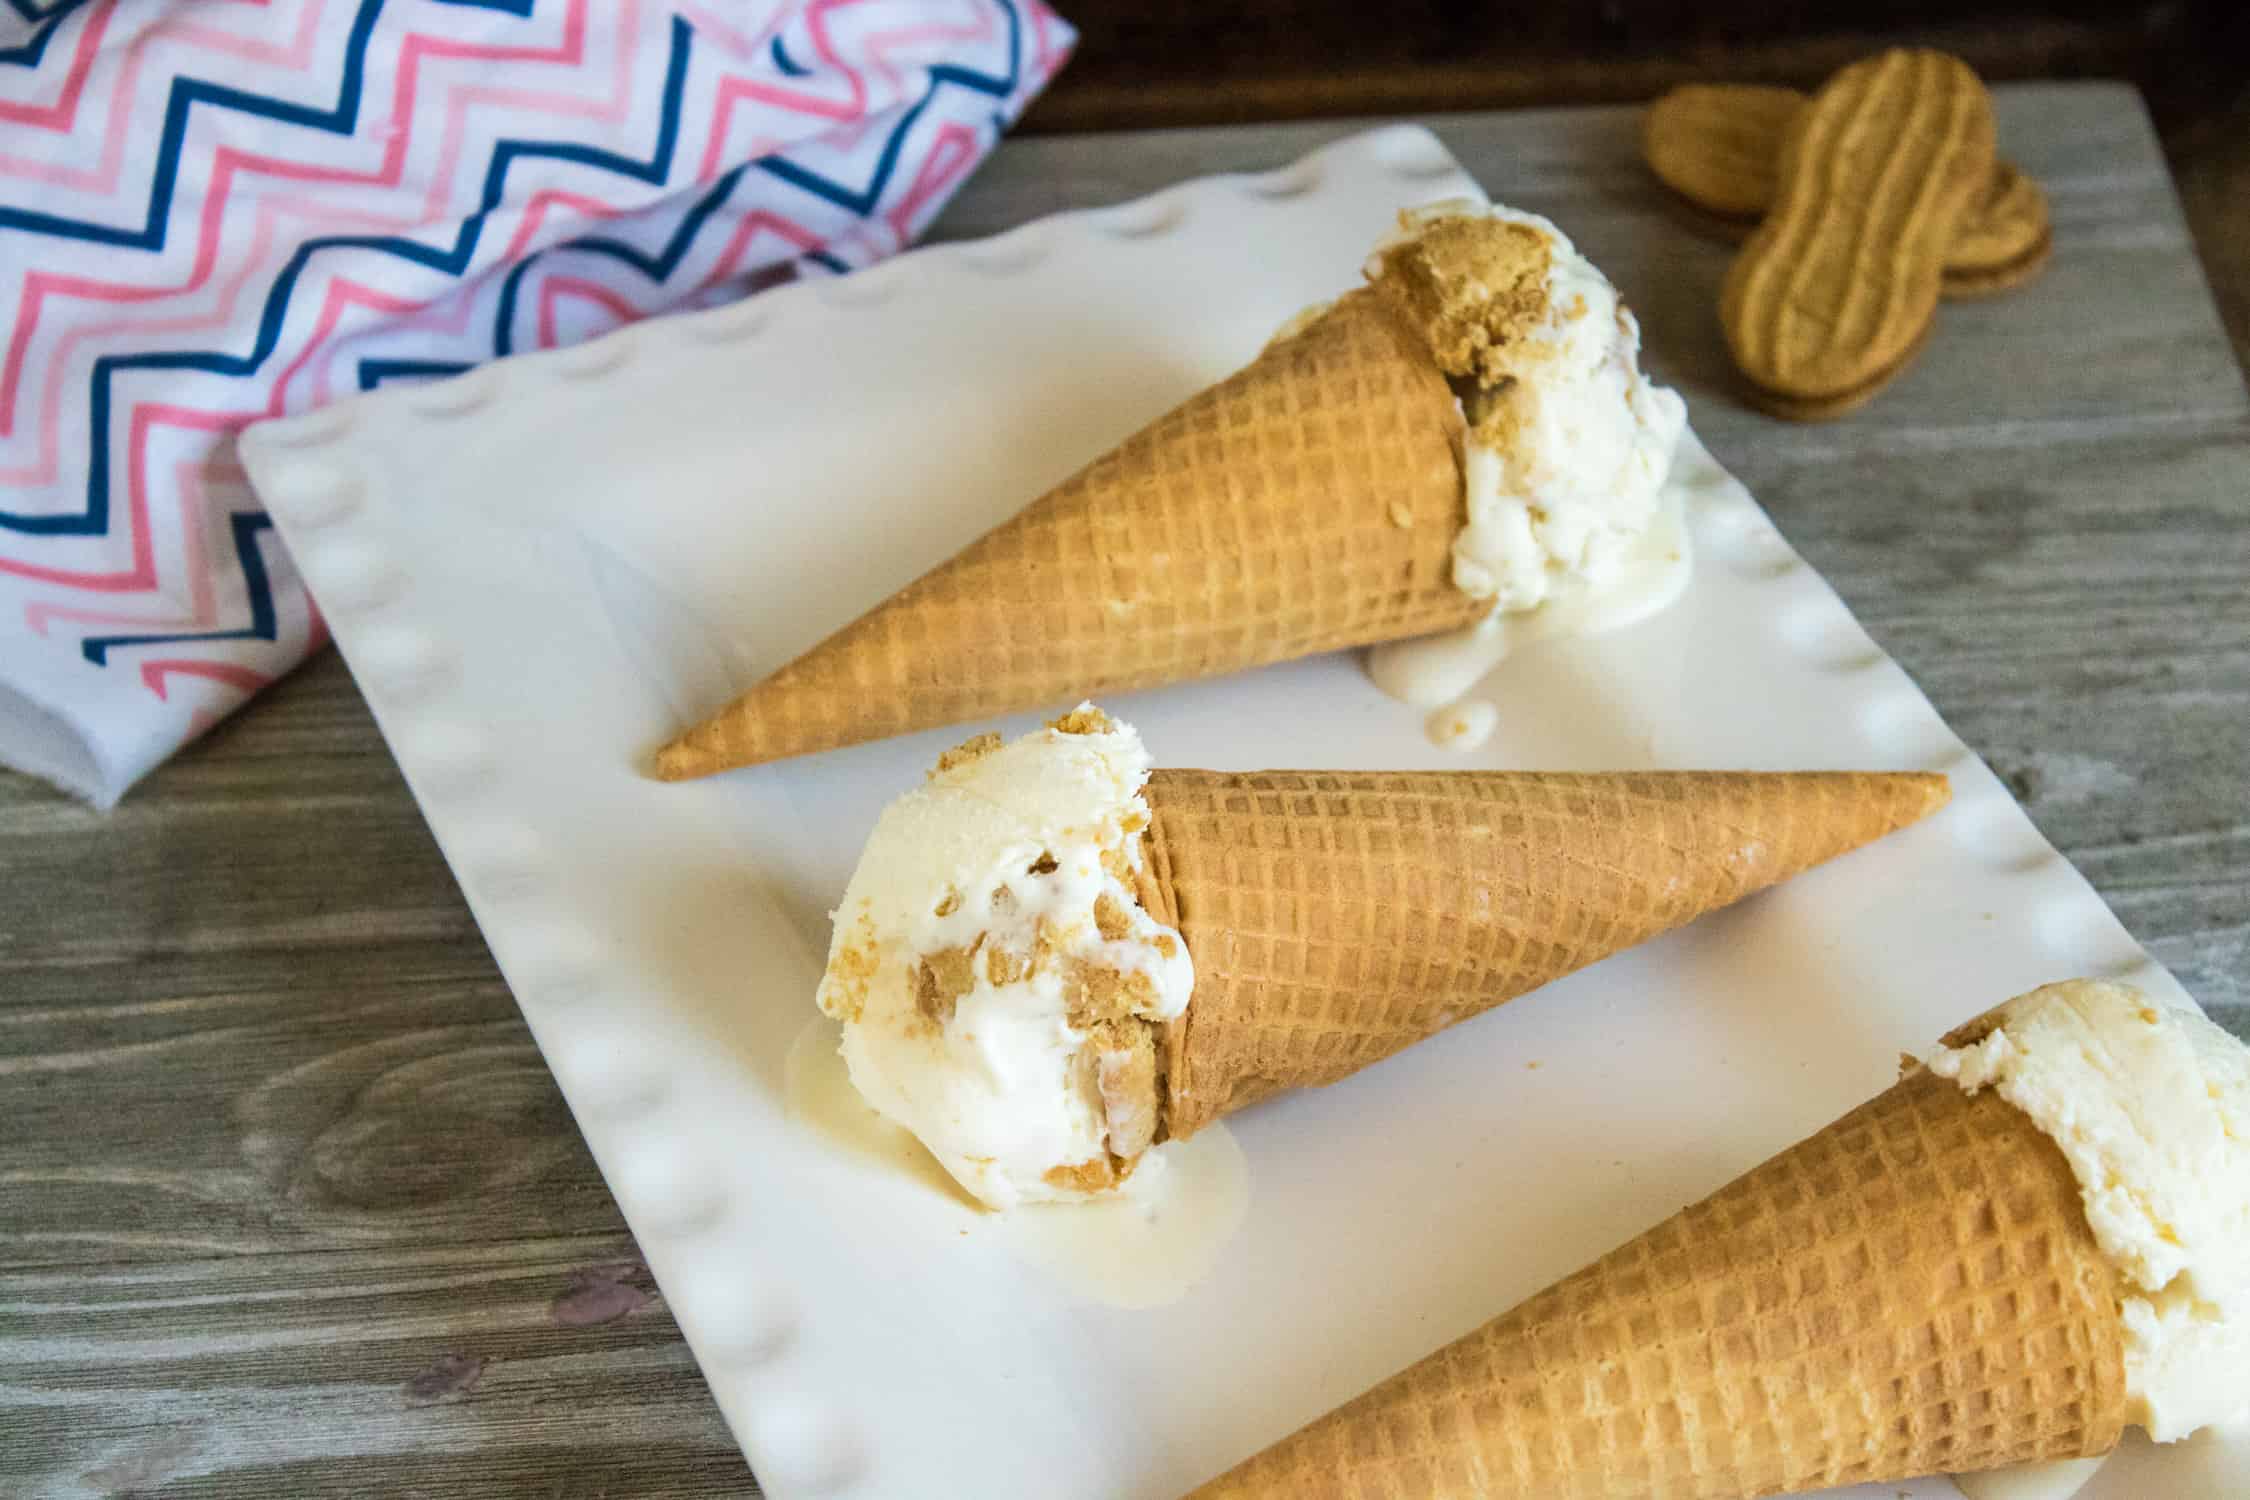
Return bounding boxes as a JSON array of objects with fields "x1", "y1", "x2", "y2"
[
  {"x1": 18, "y1": 11, "x2": 686, "y2": 543},
  {"x1": 751, "y1": 0, "x2": 1021, "y2": 216},
  {"x1": 490, "y1": 0, "x2": 1021, "y2": 354},
  {"x1": 0, "y1": 0, "x2": 386, "y2": 248},
  {"x1": 74, "y1": 15, "x2": 697, "y2": 660},
  {"x1": 54, "y1": 2, "x2": 1034, "y2": 661},
  {"x1": 81, "y1": 512, "x2": 274, "y2": 664},
  {"x1": 0, "y1": 0, "x2": 90, "y2": 68}
]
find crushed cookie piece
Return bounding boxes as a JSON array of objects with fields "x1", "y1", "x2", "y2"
[
  {"x1": 1368, "y1": 214, "x2": 1552, "y2": 385},
  {"x1": 913, "y1": 936, "x2": 983, "y2": 1027},
  {"x1": 984, "y1": 945, "x2": 1026, "y2": 986},
  {"x1": 930, "y1": 732, "x2": 1002, "y2": 777},
  {"x1": 1118, "y1": 810, "x2": 1148, "y2": 836},
  {"x1": 1043, "y1": 1154, "x2": 1135, "y2": 1193},
  {"x1": 1032, "y1": 915, "x2": 1066, "y2": 973},
  {"x1": 1093, "y1": 893, "x2": 1133, "y2": 943},
  {"x1": 819, "y1": 915, "x2": 880, "y2": 1023},
  {"x1": 1099, "y1": 843, "x2": 1135, "y2": 886},
  {"x1": 1064, "y1": 959, "x2": 1157, "y2": 1029},
  {"x1": 1153, "y1": 932, "x2": 1179, "y2": 960},
  {"x1": 933, "y1": 887, "x2": 960, "y2": 918},
  {"x1": 1026, "y1": 851, "x2": 1059, "y2": 876},
  {"x1": 1092, "y1": 1021, "x2": 1159, "y2": 1158},
  {"x1": 1047, "y1": 705, "x2": 1115, "y2": 736}
]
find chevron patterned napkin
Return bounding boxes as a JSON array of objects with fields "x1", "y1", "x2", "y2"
[{"x1": 0, "y1": 0, "x2": 1070, "y2": 807}]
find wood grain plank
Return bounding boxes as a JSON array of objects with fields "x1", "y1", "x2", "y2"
[{"x1": 0, "y1": 1241, "x2": 750, "y2": 1498}]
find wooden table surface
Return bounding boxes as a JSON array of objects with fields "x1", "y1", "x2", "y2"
[{"x1": 5, "y1": 85, "x2": 2247, "y2": 1498}]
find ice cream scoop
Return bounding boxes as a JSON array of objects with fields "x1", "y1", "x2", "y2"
[
  {"x1": 817, "y1": 707, "x2": 1949, "y2": 1209},
  {"x1": 1927, "y1": 980, "x2": 2250, "y2": 1442},
  {"x1": 816, "y1": 707, "x2": 1193, "y2": 1210}
]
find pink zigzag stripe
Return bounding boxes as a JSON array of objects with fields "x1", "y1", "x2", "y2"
[
  {"x1": 270, "y1": 278, "x2": 429, "y2": 413},
  {"x1": 699, "y1": 206, "x2": 824, "y2": 281},
  {"x1": 309, "y1": 278, "x2": 488, "y2": 407},
  {"x1": 0, "y1": 1, "x2": 111, "y2": 130},
  {"x1": 0, "y1": 0, "x2": 328, "y2": 204},
  {"x1": 2, "y1": 400, "x2": 242, "y2": 591},
  {"x1": 0, "y1": 0, "x2": 969, "y2": 478},
  {"x1": 24, "y1": 456, "x2": 231, "y2": 636},
  {"x1": 885, "y1": 118, "x2": 980, "y2": 242},
  {"x1": 496, "y1": 187, "x2": 625, "y2": 266},
  {"x1": 0, "y1": 5, "x2": 148, "y2": 192},
  {"x1": 0, "y1": 0, "x2": 651, "y2": 489},
  {"x1": 1029, "y1": 0, "x2": 1070, "y2": 78},
  {"x1": 536, "y1": 274, "x2": 637, "y2": 349},
  {"x1": 4, "y1": 0, "x2": 1051, "y2": 618},
  {"x1": 151, "y1": 0, "x2": 329, "y2": 69},
  {"x1": 672, "y1": 2, "x2": 793, "y2": 59},
  {"x1": 694, "y1": 0, "x2": 889, "y2": 181},
  {"x1": 0, "y1": 188, "x2": 417, "y2": 513},
  {"x1": 140, "y1": 658, "x2": 271, "y2": 701},
  {"x1": 0, "y1": 0, "x2": 867, "y2": 507},
  {"x1": 526, "y1": 200, "x2": 831, "y2": 349},
  {"x1": 854, "y1": 0, "x2": 998, "y2": 99},
  {"x1": 737, "y1": 0, "x2": 1012, "y2": 174},
  {"x1": 415, "y1": 0, "x2": 622, "y2": 225}
]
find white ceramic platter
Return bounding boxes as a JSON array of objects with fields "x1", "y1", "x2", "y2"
[{"x1": 240, "y1": 126, "x2": 2241, "y2": 1500}]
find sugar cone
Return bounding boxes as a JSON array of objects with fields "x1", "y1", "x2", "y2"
[
  {"x1": 654, "y1": 291, "x2": 1483, "y2": 779},
  {"x1": 1186, "y1": 1065, "x2": 2128, "y2": 1499},
  {"x1": 1136, "y1": 769, "x2": 1950, "y2": 1138}
]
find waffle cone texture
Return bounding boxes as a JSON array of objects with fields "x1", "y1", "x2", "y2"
[
  {"x1": 654, "y1": 292, "x2": 1484, "y2": 778},
  {"x1": 1188, "y1": 1066, "x2": 2128, "y2": 1499},
  {"x1": 1135, "y1": 769, "x2": 1950, "y2": 1139}
]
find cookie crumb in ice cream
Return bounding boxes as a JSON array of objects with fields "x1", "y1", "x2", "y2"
[
  {"x1": 1048, "y1": 704, "x2": 1115, "y2": 736},
  {"x1": 932, "y1": 731, "x2": 1002, "y2": 777},
  {"x1": 913, "y1": 940, "x2": 982, "y2": 1027},
  {"x1": 1043, "y1": 1153, "x2": 1137, "y2": 1193},
  {"x1": 823, "y1": 916, "x2": 880, "y2": 1024},
  {"x1": 1093, "y1": 1022, "x2": 1159, "y2": 1158},
  {"x1": 1065, "y1": 958, "x2": 1158, "y2": 1030},
  {"x1": 1094, "y1": 893, "x2": 1133, "y2": 942},
  {"x1": 1369, "y1": 208, "x2": 1553, "y2": 384}
]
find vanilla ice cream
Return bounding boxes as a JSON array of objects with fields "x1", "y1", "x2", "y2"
[
  {"x1": 816, "y1": 707, "x2": 1193, "y2": 1211},
  {"x1": 1927, "y1": 980, "x2": 2250, "y2": 1442},
  {"x1": 1366, "y1": 198, "x2": 1687, "y2": 615}
]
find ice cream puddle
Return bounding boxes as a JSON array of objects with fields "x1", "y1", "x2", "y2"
[
  {"x1": 1335, "y1": 198, "x2": 1695, "y2": 711},
  {"x1": 785, "y1": 1014, "x2": 1247, "y2": 1308},
  {"x1": 1950, "y1": 1456, "x2": 2109, "y2": 1500}
]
